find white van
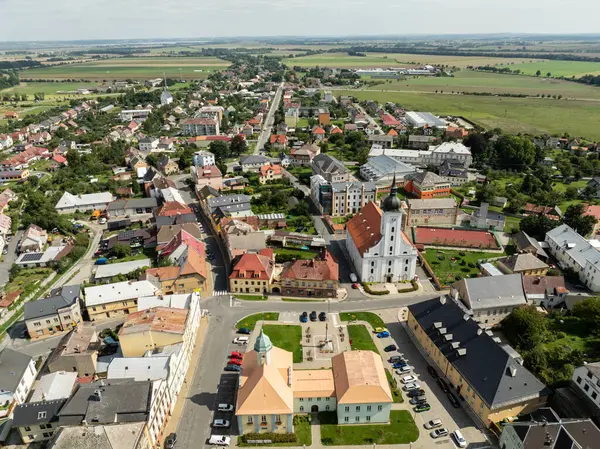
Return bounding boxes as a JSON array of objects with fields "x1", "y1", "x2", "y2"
[
  {"x1": 452, "y1": 429, "x2": 467, "y2": 448},
  {"x1": 208, "y1": 435, "x2": 231, "y2": 446},
  {"x1": 233, "y1": 336, "x2": 249, "y2": 345}
]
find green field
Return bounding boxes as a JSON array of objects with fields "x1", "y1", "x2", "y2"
[
  {"x1": 423, "y1": 249, "x2": 503, "y2": 285},
  {"x1": 340, "y1": 312, "x2": 385, "y2": 329},
  {"x1": 0, "y1": 82, "x2": 103, "y2": 97},
  {"x1": 509, "y1": 60, "x2": 600, "y2": 77},
  {"x1": 236, "y1": 312, "x2": 279, "y2": 330},
  {"x1": 365, "y1": 70, "x2": 600, "y2": 99},
  {"x1": 262, "y1": 324, "x2": 303, "y2": 363},
  {"x1": 283, "y1": 53, "x2": 412, "y2": 68},
  {"x1": 347, "y1": 325, "x2": 378, "y2": 352},
  {"x1": 374, "y1": 53, "x2": 546, "y2": 68},
  {"x1": 21, "y1": 57, "x2": 230, "y2": 80},
  {"x1": 332, "y1": 89, "x2": 600, "y2": 139}
]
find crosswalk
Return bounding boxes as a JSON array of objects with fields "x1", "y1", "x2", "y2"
[{"x1": 212, "y1": 290, "x2": 229, "y2": 297}]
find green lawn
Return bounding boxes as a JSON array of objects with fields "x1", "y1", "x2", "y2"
[
  {"x1": 504, "y1": 215, "x2": 522, "y2": 233},
  {"x1": 319, "y1": 411, "x2": 419, "y2": 445},
  {"x1": 423, "y1": 249, "x2": 504, "y2": 284},
  {"x1": 332, "y1": 89, "x2": 600, "y2": 140},
  {"x1": 261, "y1": 324, "x2": 303, "y2": 363},
  {"x1": 6, "y1": 268, "x2": 52, "y2": 299},
  {"x1": 509, "y1": 60, "x2": 600, "y2": 77},
  {"x1": 236, "y1": 312, "x2": 279, "y2": 330},
  {"x1": 385, "y1": 369, "x2": 403, "y2": 403},
  {"x1": 283, "y1": 53, "x2": 411, "y2": 68},
  {"x1": 238, "y1": 415, "x2": 312, "y2": 447},
  {"x1": 347, "y1": 325, "x2": 378, "y2": 352},
  {"x1": 234, "y1": 294, "x2": 267, "y2": 301},
  {"x1": 340, "y1": 312, "x2": 385, "y2": 329},
  {"x1": 273, "y1": 248, "x2": 318, "y2": 260}
]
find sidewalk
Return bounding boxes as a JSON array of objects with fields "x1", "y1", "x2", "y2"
[{"x1": 159, "y1": 315, "x2": 209, "y2": 445}]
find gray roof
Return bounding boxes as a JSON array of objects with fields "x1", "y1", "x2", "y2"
[
  {"x1": 331, "y1": 180, "x2": 376, "y2": 193},
  {"x1": 58, "y1": 379, "x2": 151, "y2": 425},
  {"x1": 408, "y1": 297, "x2": 549, "y2": 408},
  {"x1": 546, "y1": 224, "x2": 600, "y2": 269},
  {"x1": 240, "y1": 154, "x2": 269, "y2": 165},
  {"x1": 13, "y1": 399, "x2": 67, "y2": 427},
  {"x1": 106, "y1": 198, "x2": 158, "y2": 211},
  {"x1": 94, "y1": 259, "x2": 152, "y2": 280},
  {"x1": 507, "y1": 416, "x2": 600, "y2": 449},
  {"x1": 312, "y1": 154, "x2": 349, "y2": 175},
  {"x1": 498, "y1": 253, "x2": 549, "y2": 273},
  {"x1": 0, "y1": 349, "x2": 33, "y2": 393},
  {"x1": 513, "y1": 231, "x2": 548, "y2": 259},
  {"x1": 407, "y1": 171, "x2": 447, "y2": 186},
  {"x1": 24, "y1": 284, "x2": 80, "y2": 321},
  {"x1": 456, "y1": 274, "x2": 526, "y2": 310},
  {"x1": 207, "y1": 194, "x2": 251, "y2": 213},
  {"x1": 50, "y1": 422, "x2": 147, "y2": 449}
]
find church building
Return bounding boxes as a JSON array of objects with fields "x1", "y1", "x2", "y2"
[{"x1": 346, "y1": 175, "x2": 418, "y2": 282}]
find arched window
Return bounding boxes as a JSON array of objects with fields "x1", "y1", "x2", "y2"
[{"x1": 300, "y1": 406, "x2": 304, "y2": 412}]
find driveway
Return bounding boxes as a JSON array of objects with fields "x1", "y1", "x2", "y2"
[{"x1": 0, "y1": 230, "x2": 22, "y2": 288}]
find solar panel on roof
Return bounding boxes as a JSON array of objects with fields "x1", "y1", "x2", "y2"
[
  {"x1": 21, "y1": 253, "x2": 43, "y2": 262},
  {"x1": 118, "y1": 230, "x2": 136, "y2": 240}
]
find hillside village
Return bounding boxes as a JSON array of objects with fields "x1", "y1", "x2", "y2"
[{"x1": 0, "y1": 48, "x2": 599, "y2": 449}]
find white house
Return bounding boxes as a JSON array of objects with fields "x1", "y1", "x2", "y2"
[
  {"x1": 0, "y1": 349, "x2": 36, "y2": 418},
  {"x1": 160, "y1": 84, "x2": 173, "y2": 106},
  {"x1": 193, "y1": 150, "x2": 216, "y2": 167},
  {"x1": 545, "y1": 224, "x2": 600, "y2": 292},
  {"x1": 54, "y1": 192, "x2": 114, "y2": 214},
  {"x1": 138, "y1": 136, "x2": 159, "y2": 152},
  {"x1": 572, "y1": 363, "x2": 600, "y2": 418},
  {"x1": 346, "y1": 176, "x2": 418, "y2": 282}
]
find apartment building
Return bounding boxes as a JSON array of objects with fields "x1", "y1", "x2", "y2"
[
  {"x1": 84, "y1": 280, "x2": 160, "y2": 322},
  {"x1": 403, "y1": 198, "x2": 458, "y2": 228},
  {"x1": 182, "y1": 118, "x2": 220, "y2": 136},
  {"x1": 312, "y1": 154, "x2": 350, "y2": 183},
  {"x1": 46, "y1": 324, "x2": 99, "y2": 377},
  {"x1": 0, "y1": 349, "x2": 36, "y2": 418},
  {"x1": 278, "y1": 250, "x2": 339, "y2": 298},
  {"x1": 229, "y1": 249, "x2": 276, "y2": 294},
  {"x1": 310, "y1": 175, "x2": 376, "y2": 216},
  {"x1": 24, "y1": 285, "x2": 82, "y2": 340}
]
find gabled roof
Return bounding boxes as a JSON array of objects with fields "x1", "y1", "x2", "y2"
[
  {"x1": 156, "y1": 201, "x2": 193, "y2": 217},
  {"x1": 346, "y1": 202, "x2": 382, "y2": 256},
  {"x1": 230, "y1": 250, "x2": 274, "y2": 280},
  {"x1": 522, "y1": 276, "x2": 568, "y2": 296},
  {"x1": 454, "y1": 274, "x2": 526, "y2": 310},
  {"x1": 13, "y1": 399, "x2": 67, "y2": 427},
  {"x1": 24, "y1": 284, "x2": 80, "y2": 321},
  {"x1": 312, "y1": 154, "x2": 349, "y2": 176},
  {"x1": 332, "y1": 351, "x2": 392, "y2": 404},
  {"x1": 407, "y1": 171, "x2": 447, "y2": 187},
  {"x1": 498, "y1": 253, "x2": 549, "y2": 273},
  {"x1": 281, "y1": 250, "x2": 338, "y2": 282},
  {"x1": 0, "y1": 349, "x2": 33, "y2": 393},
  {"x1": 118, "y1": 307, "x2": 187, "y2": 337}
]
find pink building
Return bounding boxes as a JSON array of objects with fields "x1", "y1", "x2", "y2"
[{"x1": 192, "y1": 164, "x2": 223, "y2": 190}]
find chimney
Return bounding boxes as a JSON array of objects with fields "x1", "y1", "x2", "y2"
[
  {"x1": 94, "y1": 389, "x2": 102, "y2": 401},
  {"x1": 477, "y1": 328, "x2": 483, "y2": 336},
  {"x1": 439, "y1": 296, "x2": 446, "y2": 305},
  {"x1": 509, "y1": 365, "x2": 517, "y2": 377}
]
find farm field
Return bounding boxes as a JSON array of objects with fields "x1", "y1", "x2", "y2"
[
  {"x1": 365, "y1": 70, "x2": 600, "y2": 99},
  {"x1": 282, "y1": 53, "x2": 415, "y2": 68},
  {"x1": 20, "y1": 57, "x2": 230, "y2": 80},
  {"x1": 332, "y1": 89, "x2": 600, "y2": 139},
  {"x1": 373, "y1": 53, "x2": 547, "y2": 68},
  {"x1": 508, "y1": 60, "x2": 600, "y2": 77},
  {"x1": 0, "y1": 81, "x2": 102, "y2": 98}
]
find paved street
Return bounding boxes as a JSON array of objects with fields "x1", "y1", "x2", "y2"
[
  {"x1": 0, "y1": 230, "x2": 22, "y2": 287},
  {"x1": 353, "y1": 103, "x2": 383, "y2": 134},
  {"x1": 255, "y1": 82, "x2": 284, "y2": 153}
]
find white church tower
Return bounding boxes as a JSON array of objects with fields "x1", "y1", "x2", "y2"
[{"x1": 160, "y1": 76, "x2": 173, "y2": 106}]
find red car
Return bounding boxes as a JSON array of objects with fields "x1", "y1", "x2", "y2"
[
  {"x1": 228, "y1": 358, "x2": 243, "y2": 366},
  {"x1": 230, "y1": 352, "x2": 244, "y2": 359},
  {"x1": 352, "y1": 283, "x2": 359, "y2": 289}
]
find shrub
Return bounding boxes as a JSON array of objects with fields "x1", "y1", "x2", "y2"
[
  {"x1": 455, "y1": 275, "x2": 462, "y2": 281},
  {"x1": 362, "y1": 283, "x2": 389, "y2": 295},
  {"x1": 468, "y1": 262, "x2": 476, "y2": 268},
  {"x1": 242, "y1": 433, "x2": 297, "y2": 444},
  {"x1": 461, "y1": 267, "x2": 470, "y2": 272},
  {"x1": 437, "y1": 254, "x2": 445, "y2": 261},
  {"x1": 460, "y1": 260, "x2": 466, "y2": 266},
  {"x1": 458, "y1": 251, "x2": 466, "y2": 256}
]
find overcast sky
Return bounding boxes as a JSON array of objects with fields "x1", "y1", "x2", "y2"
[{"x1": 1, "y1": 0, "x2": 599, "y2": 41}]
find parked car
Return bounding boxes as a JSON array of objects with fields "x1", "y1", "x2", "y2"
[
  {"x1": 237, "y1": 328, "x2": 251, "y2": 335},
  {"x1": 228, "y1": 358, "x2": 242, "y2": 366},
  {"x1": 403, "y1": 382, "x2": 421, "y2": 391},
  {"x1": 374, "y1": 327, "x2": 388, "y2": 334},
  {"x1": 447, "y1": 392, "x2": 460, "y2": 408},
  {"x1": 414, "y1": 403, "x2": 431, "y2": 413},
  {"x1": 165, "y1": 433, "x2": 177, "y2": 449},
  {"x1": 230, "y1": 352, "x2": 243, "y2": 359},
  {"x1": 401, "y1": 375, "x2": 418, "y2": 384},
  {"x1": 409, "y1": 396, "x2": 427, "y2": 405},
  {"x1": 2, "y1": 248, "x2": 7, "y2": 255},
  {"x1": 217, "y1": 404, "x2": 234, "y2": 412},
  {"x1": 376, "y1": 331, "x2": 390, "y2": 338},
  {"x1": 351, "y1": 283, "x2": 359, "y2": 289},
  {"x1": 437, "y1": 378, "x2": 450, "y2": 393},
  {"x1": 427, "y1": 365, "x2": 439, "y2": 378},
  {"x1": 300, "y1": 312, "x2": 308, "y2": 323},
  {"x1": 407, "y1": 389, "x2": 425, "y2": 398},
  {"x1": 430, "y1": 428, "x2": 449, "y2": 439},
  {"x1": 233, "y1": 337, "x2": 249, "y2": 345},
  {"x1": 318, "y1": 312, "x2": 327, "y2": 321},
  {"x1": 392, "y1": 360, "x2": 408, "y2": 369},
  {"x1": 452, "y1": 430, "x2": 467, "y2": 448},
  {"x1": 213, "y1": 419, "x2": 230, "y2": 428},
  {"x1": 208, "y1": 436, "x2": 231, "y2": 446},
  {"x1": 389, "y1": 356, "x2": 404, "y2": 363},
  {"x1": 224, "y1": 364, "x2": 241, "y2": 372},
  {"x1": 309, "y1": 311, "x2": 317, "y2": 322},
  {"x1": 425, "y1": 419, "x2": 443, "y2": 429},
  {"x1": 384, "y1": 345, "x2": 397, "y2": 352},
  {"x1": 395, "y1": 366, "x2": 411, "y2": 374},
  {"x1": 349, "y1": 273, "x2": 358, "y2": 283}
]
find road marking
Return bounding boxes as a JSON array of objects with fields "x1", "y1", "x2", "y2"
[{"x1": 212, "y1": 290, "x2": 229, "y2": 296}]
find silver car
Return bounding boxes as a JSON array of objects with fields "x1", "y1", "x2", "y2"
[{"x1": 430, "y1": 428, "x2": 449, "y2": 439}]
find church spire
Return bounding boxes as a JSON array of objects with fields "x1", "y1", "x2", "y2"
[{"x1": 382, "y1": 172, "x2": 401, "y2": 212}]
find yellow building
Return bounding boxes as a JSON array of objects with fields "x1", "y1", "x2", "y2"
[
  {"x1": 497, "y1": 253, "x2": 549, "y2": 276},
  {"x1": 84, "y1": 280, "x2": 160, "y2": 322},
  {"x1": 406, "y1": 297, "x2": 550, "y2": 426},
  {"x1": 229, "y1": 250, "x2": 275, "y2": 295},
  {"x1": 118, "y1": 307, "x2": 188, "y2": 358}
]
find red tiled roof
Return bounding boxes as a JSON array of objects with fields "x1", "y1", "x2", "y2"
[
  {"x1": 195, "y1": 165, "x2": 222, "y2": 179},
  {"x1": 346, "y1": 202, "x2": 382, "y2": 256},
  {"x1": 270, "y1": 134, "x2": 287, "y2": 144},
  {"x1": 522, "y1": 275, "x2": 568, "y2": 296},
  {"x1": 160, "y1": 229, "x2": 206, "y2": 259},
  {"x1": 156, "y1": 201, "x2": 193, "y2": 217},
  {"x1": 380, "y1": 113, "x2": 401, "y2": 126},
  {"x1": 53, "y1": 154, "x2": 67, "y2": 164},
  {"x1": 312, "y1": 126, "x2": 325, "y2": 135},
  {"x1": 387, "y1": 129, "x2": 398, "y2": 137},
  {"x1": 230, "y1": 252, "x2": 274, "y2": 281},
  {"x1": 583, "y1": 204, "x2": 600, "y2": 221},
  {"x1": 259, "y1": 164, "x2": 282, "y2": 177},
  {"x1": 330, "y1": 126, "x2": 343, "y2": 134},
  {"x1": 281, "y1": 250, "x2": 338, "y2": 282}
]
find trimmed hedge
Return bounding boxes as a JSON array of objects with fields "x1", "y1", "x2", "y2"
[
  {"x1": 362, "y1": 283, "x2": 390, "y2": 295},
  {"x1": 397, "y1": 280, "x2": 419, "y2": 294},
  {"x1": 242, "y1": 433, "x2": 298, "y2": 444}
]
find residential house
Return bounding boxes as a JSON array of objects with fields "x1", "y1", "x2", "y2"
[
  {"x1": 0, "y1": 349, "x2": 36, "y2": 418},
  {"x1": 312, "y1": 126, "x2": 326, "y2": 141},
  {"x1": 583, "y1": 203, "x2": 600, "y2": 235},
  {"x1": 497, "y1": 253, "x2": 549, "y2": 275},
  {"x1": 94, "y1": 259, "x2": 152, "y2": 284},
  {"x1": 156, "y1": 223, "x2": 202, "y2": 250},
  {"x1": 523, "y1": 203, "x2": 562, "y2": 221},
  {"x1": 222, "y1": 219, "x2": 267, "y2": 260},
  {"x1": 451, "y1": 274, "x2": 527, "y2": 327},
  {"x1": 438, "y1": 159, "x2": 469, "y2": 186},
  {"x1": 229, "y1": 249, "x2": 275, "y2": 294},
  {"x1": 158, "y1": 156, "x2": 179, "y2": 175},
  {"x1": 47, "y1": 423, "x2": 150, "y2": 449},
  {"x1": 512, "y1": 231, "x2": 549, "y2": 261},
  {"x1": 15, "y1": 245, "x2": 72, "y2": 268},
  {"x1": 192, "y1": 150, "x2": 215, "y2": 167},
  {"x1": 145, "y1": 246, "x2": 207, "y2": 295},
  {"x1": 29, "y1": 371, "x2": 77, "y2": 403},
  {"x1": 206, "y1": 194, "x2": 253, "y2": 223},
  {"x1": 269, "y1": 134, "x2": 288, "y2": 150},
  {"x1": 20, "y1": 224, "x2": 48, "y2": 253},
  {"x1": 0, "y1": 134, "x2": 13, "y2": 150},
  {"x1": 106, "y1": 198, "x2": 158, "y2": 218},
  {"x1": 46, "y1": 324, "x2": 99, "y2": 377},
  {"x1": 346, "y1": 178, "x2": 418, "y2": 282},
  {"x1": 1, "y1": 146, "x2": 49, "y2": 170},
  {"x1": 138, "y1": 137, "x2": 159, "y2": 152},
  {"x1": 258, "y1": 164, "x2": 283, "y2": 184},
  {"x1": 55, "y1": 192, "x2": 113, "y2": 214},
  {"x1": 404, "y1": 171, "x2": 451, "y2": 199},
  {"x1": 24, "y1": 285, "x2": 81, "y2": 340},
  {"x1": 522, "y1": 275, "x2": 569, "y2": 307},
  {"x1": 0, "y1": 213, "x2": 11, "y2": 235},
  {"x1": 155, "y1": 202, "x2": 196, "y2": 228},
  {"x1": 545, "y1": 224, "x2": 600, "y2": 292},
  {"x1": 310, "y1": 175, "x2": 376, "y2": 216},
  {"x1": 240, "y1": 155, "x2": 270, "y2": 172},
  {"x1": 192, "y1": 165, "x2": 223, "y2": 191},
  {"x1": 312, "y1": 154, "x2": 350, "y2": 183},
  {"x1": 404, "y1": 198, "x2": 458, "y2": 228},
  {"x1": 290, "y1": 143, "x2": 320, "y2": 166},
  {"x1": 0, "y1": 169, "x2": 30, "y2": 183},
  {"x1": 468, "y1": 202, "x2": 506, "y2": 232},
  {"x1": 368, "y1": 135, "x2": 394, "y2": 149},
  {"x1": 182, "y1": 118, "x2": 220, "y2": 136},
  {"x1": 571, "y1": 363, "x2": 600, "y2": 424},
  {"x1": 278, "y1": 250, "x2": 338, "y2": 298},
  {"x1": 13, "y1": 399, "x2": 66, "y2": 444},
  {"x1": 407, "y1": 297, "x2": 550, "y2": 426},
  {"x1": 408, "y1": 135, "x2": 437, "y2": 150},
  {"x1": 84, "y1": 280, "x2": 160, "y2": 322}
]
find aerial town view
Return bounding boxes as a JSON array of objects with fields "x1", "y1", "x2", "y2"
[{"x1": 1, "y1": 2, "x2": 600, "y2": 449}]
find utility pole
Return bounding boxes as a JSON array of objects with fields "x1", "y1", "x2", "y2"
[{"x1": 325, "y1": 299, "x2": 331, "y2": 343}]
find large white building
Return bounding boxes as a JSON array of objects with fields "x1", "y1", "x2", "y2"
[
  {"x1": 55, "y1": 191, "x2": 114, "y2": 214},
  {"x1": 369, "y1": 142, "x2": 472, "y2": 168},
  {"x1": 545, "y1": 224, "x2": 600, "y2": 292},
  {"x1": 346, "y1": 176, "x2": 418, "y2": 282},
  {"x1": 572, "y1": 362, "x2": 600, "y2": 419},
  {"x1": 359, "y1": 155, "x2": 417, "y2": 186},
  {"x1": 193, "y1": 150, "x2": 215, "y2": 167},
  {"x1": 0, "y1": 349, "x2": 36, "y2": 419}
]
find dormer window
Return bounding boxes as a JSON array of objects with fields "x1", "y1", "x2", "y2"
[{"x1": 38, "y1": 411, "x2": 47, "y2": 419}]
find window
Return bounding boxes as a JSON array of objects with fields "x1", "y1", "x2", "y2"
[
  {"x1": 38, "y1": 411, "x2": 47, "y2": 419},
  {"x1": 577, "y1": 376, "x2": 583, "y2": 384},
  {"x1": 326, "y1": 405, "x2": 330, "y2": 411},
  {"x1": 587, "y1": 371, "x2": 593, "y2": 379},
  {"x1": 300, "y1": 406, "x2": 304, "y2": 412},
  {"x1": 355, "y1": 416, "x2": 360, "y2": 422},
  {"x1": 366, "y1": 416, "x2": 371, "y2": 422},
  {"x1": 261, "y1": 415, "x2": 267, "y2": 424},
  {"x1": 584, "y1": 384, "x2": 590, "y2": 392},
  {"x1": 275, "y1": 415, "x2": 281, "y2": 423},
  {"x1": 317, "y1": 397, "x2": 321, "y2": 401},
  {"x1": 24, "y1": 426, "x2": 31, "y2": 432},
  {"x1": 367, "y1": 406, "x2": 371, "y2": 412},
  {"x1": 378, "y1": 405, "x2": 383, "y2": 411},
  {"x1": 46, "y1": 320, "x2": 51, "y2": 324},
  {"x1": 592, "y1": 391, "x2": 598, "y2": 400},
  {"x1": 299, "y1": 398, "x2": 304, "y2": 402},
  {"x1": 355, "y1": 406, "x2": 360, "y2": 412},
  {"x1": 308, "y1": 397, "x2": 312, "y2": 402},
  {"x1": 344, "y1": 417, "x2": 349, "y2": 423},
  {"x1": 345, "y1": 406, "x2": 349, "y2": 412},
  {"x1": 391, "y1": 227, "x2": 395, "y2": 233},
  {"x1": 247, "y1": 416, "x2": 253, "y2": 424}
]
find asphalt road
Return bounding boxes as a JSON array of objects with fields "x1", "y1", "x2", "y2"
[
  {"x1": 0, "y1": 231, "x2": 22, "y2": 288},
  {"x1": 255, "y1": 83, "x2": 284, "y2": 154}
]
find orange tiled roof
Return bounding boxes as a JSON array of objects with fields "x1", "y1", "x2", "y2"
[
  {"x1": 281, "y1": 249, "x2": 338, "y2": 281},
  {"x1": 346, "y1": 202, "x2": 382, "y2": 256},
  {"x1": 259, "y1": 164, "x2": 282, "y2": 177},
  {"x1": 312, "y1": 126, "x2": 325, "y2": 135},
  {"x1": 156, "y1": 201, "x2": 193, "y2": 217},
  {"x1": 230, "y1": 252, "x2": 274, "y2": 281}
]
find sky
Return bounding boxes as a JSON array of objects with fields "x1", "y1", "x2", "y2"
[{"x1": 1, "y1": 0, "x2": 599, "y2": 41}]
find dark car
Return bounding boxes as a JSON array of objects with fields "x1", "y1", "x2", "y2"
[
  {"x1": 165, "y1": 433, "x2": 177, "y2": 449},
  {"x1": 407, "y1": 389, "x2": 425, "y2": 398},
  {"x1": 309, "y1": 311, "x2": 317, "y2": 322},
  {"x1": 437, "y1": 378, "x2": 450, "y2": 393},
  {"x1": 318, "y1": 312, "x2": 327, "y2": 321},
  {"x1": 389, "y1": 355, "x2": 403, "y2": 363},
  {"x1": 300, "y1": 312, "x2": 308, "y2": 323},
  {"x1": 224, "y1": 364, "x2": 241, "y2": 372},
  {"x1": 414, "y1": 403, "x2": 431, "y2": 413},
  {"x1": 237, "y1": 328, "x2": 251, "y2": 335},
  {"x1": 447, "y1": 392, "x2": 460, "y2": 408},
  {"x1": 384, "y1": 345, "x2": 397, "y2": 352},
  {"x1": 409, "y1": 396, "x2": 428, "y2": 405},
  {"x1": 427, "y1": 365, "x2": 439, "y2": 378}
]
